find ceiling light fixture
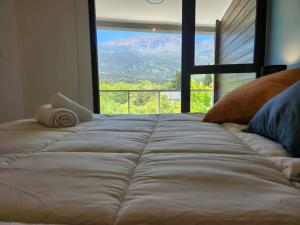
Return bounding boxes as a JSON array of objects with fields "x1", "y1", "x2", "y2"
[{"x1": 147, "y1": 0, "x2": 165, "y2": 4}]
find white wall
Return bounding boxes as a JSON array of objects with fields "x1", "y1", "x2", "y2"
[
  {"x1": 266, "y1": 0, "x2": 300, "y2": 68},
  {"x1": 0, "y1": 0, "x2": 93, "y2": 122},
  {"x1": 74, "y1": 0, "x2": 94, "y2": 111},
  {"x1": 0, "y1": 0, "x2": 24, "y2": 123},
  {"x1": 15, "y1": 0, "x2": 93, "y2": 118}
]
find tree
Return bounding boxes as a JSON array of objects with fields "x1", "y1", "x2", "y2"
[
  {"x1": 99, "y1": 76, "x2": 213, "y2": 114},
  {"x1": 167, "y1": 70, "x2": 181, "y2": 90},
  {"x1": 203, "y1": 74, "x2": 212, "y2": 86}
]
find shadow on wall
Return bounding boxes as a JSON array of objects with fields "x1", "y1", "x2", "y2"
[{"x1": 266, "y1": 0, "x2": 300, "y2": 68}]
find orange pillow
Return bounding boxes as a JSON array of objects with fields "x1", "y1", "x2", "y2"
[{"x1": 203, "y1": 68, "x2": 300, "y2": 124}]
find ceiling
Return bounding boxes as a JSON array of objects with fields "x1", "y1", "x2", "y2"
[{"x1": 95, "y1": 0, "x2": 232, "y2": 27}]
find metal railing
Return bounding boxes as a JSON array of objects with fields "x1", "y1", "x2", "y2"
[{"x1": 99, "y1": 89, "x2": 213, "y2": 114}]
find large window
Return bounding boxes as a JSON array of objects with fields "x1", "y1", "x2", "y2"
[
  {"x1": 93, "y1": 0, "x2": 219, "y2": 114},
  {"x1": 97, "y1": 29, "x2": 215, "y2": 114},
  {"x1": 98, "y1": 29, "x2": 183, "y2": 114},
  {"x1": 89, "y1": 0, "x2": 267, "y2": 113}
]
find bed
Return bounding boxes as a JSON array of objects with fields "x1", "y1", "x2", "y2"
[{"x1": 0, "y1": 114, "x2": 299, "y2": 225}]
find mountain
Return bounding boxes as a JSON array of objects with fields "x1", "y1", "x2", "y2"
[{"x1": 98, "y1": 35, "x2": 214, "y2": 84}]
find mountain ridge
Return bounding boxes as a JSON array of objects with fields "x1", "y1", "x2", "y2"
[{"x1": 98, "y1": 35, "x2": 214, "y2": 83}]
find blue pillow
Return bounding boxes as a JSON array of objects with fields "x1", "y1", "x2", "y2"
[{"x1": 244, "y1": 80, "x2": 300, "y2": 158}]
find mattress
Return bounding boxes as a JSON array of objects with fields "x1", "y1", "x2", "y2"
[{"x1": 0, "y1": 114, "x2": 299, "y2": 225}]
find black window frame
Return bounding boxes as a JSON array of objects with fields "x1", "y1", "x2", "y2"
[
  {"x1": 181, "y1": 0, "x2": 268, "y2": 112},
  {"x1": 88, "y1": 0, "x2": 268, "y2": 113}
]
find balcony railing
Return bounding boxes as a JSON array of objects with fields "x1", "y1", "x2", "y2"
[{"x1": 99, "y1": 89, "x2": 213, "y2": 114}]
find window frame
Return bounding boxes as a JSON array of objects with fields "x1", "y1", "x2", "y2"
[
  {"x1": 181, "y1": 0, "x2": 268, "y2": 112},
  {"x1": 88, "y1": 0, "x2": 268, "y2": 113}
]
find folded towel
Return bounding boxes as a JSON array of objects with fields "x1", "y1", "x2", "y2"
[
  {"x1": 36, "y1": 105, "x2": 78, "y2": 128},
  {"x1": 51, "y1": 93, "x2": 93, "y2": 122}
]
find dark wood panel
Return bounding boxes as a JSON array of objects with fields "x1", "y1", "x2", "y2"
[
  {"x1": 218, "y1": 72, "x2": 255, "y2": 79},
  {"x1": 221, "y1": 0, "x2": 240, "y2": 25},
  {"x1": 221, "y1": 0, "x2": 256, "y2": 43},
  {"x1": 232, "y1": 52, "x2": 254, "y2": 64},
  {"x1": 221, "y1": 0, "x2": 249, "y2": 34},
  {"x1": 218, "y1": 77, "x2": 255, "y2": 87},
  {"x1": 218, "y1": 73, "x2": 255, "y2": 83},
  {"x1": 221, "y1": 23, "x2": 255, "y2": 54},
  {"x1": 221, "y1": 78, "x2": 254, "y2": 88},
  {"x1": 221, "y1": 38, "x2": 255, "y2": 63},
  {"x1": 221, "y1": 9, "x2": 256, "y2": 50},
  {"x1": 218, "y1": 75, "x2": 255, "y2": 97},
  {"x1": 216, "y1": 0, "x2": 257, "y2": 99}
]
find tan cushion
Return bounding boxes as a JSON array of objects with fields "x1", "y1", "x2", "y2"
[{"x1": 203, "y1": 68, "x2": 300, "y2": 124}]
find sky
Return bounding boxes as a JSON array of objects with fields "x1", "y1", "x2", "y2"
[{"x1": 97, "y1": 29, "x2": 214, "y2": 44}]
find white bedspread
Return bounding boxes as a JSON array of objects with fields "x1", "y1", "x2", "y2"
[
  {"x1": 222, "y1": 123, "x2": 300, "y2": 188},
  {"x1": 0, "y1": 114, "x2": 299, "y2": 225}
]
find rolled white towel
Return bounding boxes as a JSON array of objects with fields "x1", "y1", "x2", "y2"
[
  {"x1": 36, "y1": 105, "x2": 78, "y2": 128},
  {"x1": 51, "y1": 92, "x2": 93, "y2": 122}
]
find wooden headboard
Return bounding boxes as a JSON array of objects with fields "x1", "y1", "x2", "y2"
[
  {"x1": 215, "y1": 0, "x2": 257, "y2": 99},
  {"x1": 261, "y1": 65, "x2": 287, "y2": 76}
]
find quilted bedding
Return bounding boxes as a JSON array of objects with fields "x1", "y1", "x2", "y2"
[{"x1": 0, "y1": 114, "x2": 299, "y2": 225}]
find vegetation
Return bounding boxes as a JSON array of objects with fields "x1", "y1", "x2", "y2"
[{"x1": 100, "y1": 73, "x2": 213, "y2": 114}]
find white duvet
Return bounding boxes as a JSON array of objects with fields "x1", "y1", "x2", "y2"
[{"x1": 0, "y1": 114, "x2": 299, "y2": 225}]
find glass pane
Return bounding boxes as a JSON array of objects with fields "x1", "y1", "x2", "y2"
[
  {"x1": 195, "y1": 0, "x2": 256, "y2": 65},
  {"x1": 195, "y1": 33, "x2": 215, "y2": 65},
  {"x1": 100, "y1": 91, "x2": 128, "y2": 114},
  {"x1": 190, "y1": 74, "x2": 214, "y2": 113},
  {"x1": 130, "y1": 92, "x2": 158, "y2": 114},
  {"x1": 95, "y1": 0, "x2": 182, "y2": 114},
  {"x1": 159, "y1": 91, "x2": 181, "y2": 113}
]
